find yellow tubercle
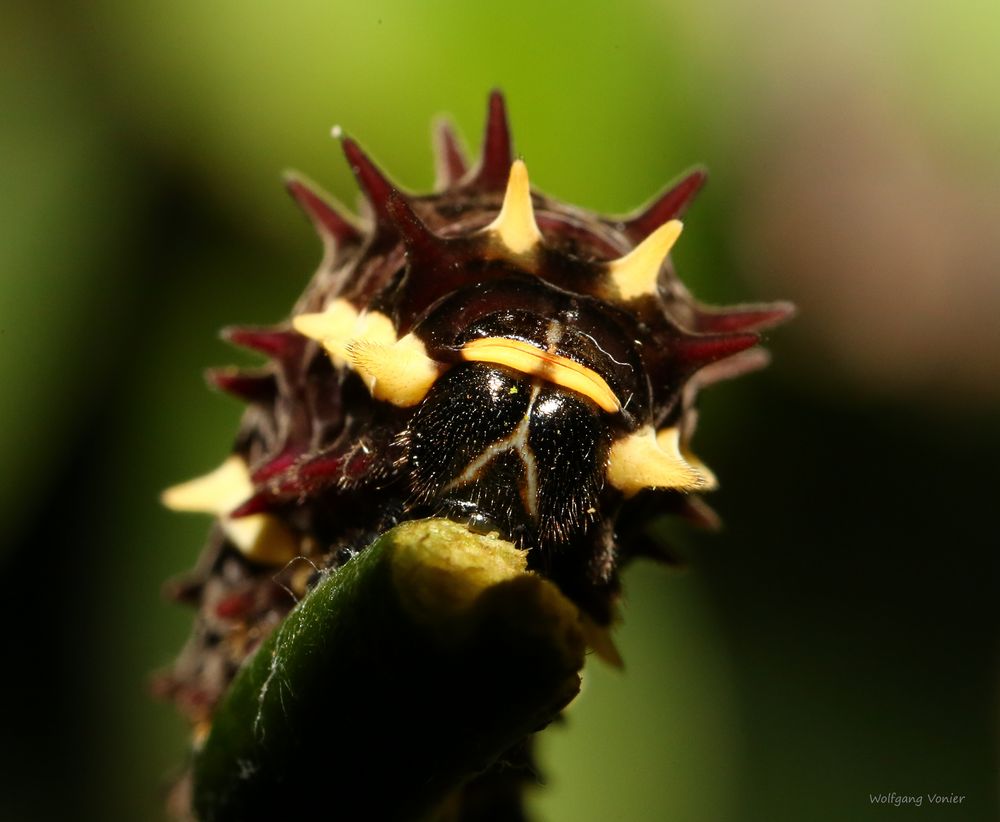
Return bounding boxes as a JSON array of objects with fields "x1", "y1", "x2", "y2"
[
  {"x1": 660, "y1": 426, "x2": 719, "y2": 492},
  {"x1": 460, "y1": 337, "x2": 621, "y2": 413},
  {"x1": 295, "y1": 298, "x2": 442, "y2": 407},
  {"x1": 292, "y1": 299, "x2": 359, "y2": 365},
  {"x1": 605, "y1": 219, "x2": 683, "y2": 301},
  {"x1": 292, "y1": 300, "x2": 397, "y2": 367},
  {"x1": 161, "y1": 455, "x2": 298, "y2": 566},
  {"x1": 485, "y1": 159, "x2": 542, "y2": 255},
  {"x1": 606, "y1": 425, "x2": 706, "y2": 497},
  {"x1": 160, "y1": 454, "x2": 260, "y2": 518},
  {"x1": 579, "y1": 615, "x2": 624, "y2": 669},
  {"x1": 347, "y1": 333, "x2": 443, "y2": 407},
  {"x1": 191, "y1": 720, "x2": 212, "y2": 751}
]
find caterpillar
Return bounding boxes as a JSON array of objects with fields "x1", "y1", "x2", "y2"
[{"x1": 157, "y1": 91, "x2": 791, "y2": 808}]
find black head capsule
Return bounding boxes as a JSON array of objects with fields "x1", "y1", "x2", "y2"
[
  {"x1": 400, "y1": 272, "x2": 655, "y2": 550},
  {"x1": 404, "y1": 362, "x2": 611, "y2": 550}
]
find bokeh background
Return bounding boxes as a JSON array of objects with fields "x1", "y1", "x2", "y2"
[{"x1": 1, "y1": 1, "x2": 997, "y2": 820}]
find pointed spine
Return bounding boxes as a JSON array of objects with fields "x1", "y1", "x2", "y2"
[
  {"x1": 284, "y1": 173, "x2": 362, "y2": 246},
  {"x1": 161, "y1": 456, "x2": 299, "y2": 565},
  {"x1": 264, "y1": 450, "x2": 348, "y2": 497},
  {"x1": 433, "y1": 118, "x2": 469, "y2": 189},
  {"x1": 606, "y1": 425, "x2": 707, "y2": 497},
  {"x1": 205, "y1": 368, "x2": 278, "y2": 404},
  {"x1": 228, "y1": 492, "x2": 281, "y2": 518},
  {"x1": 604, "y1": 220, "x2": 683, "y2": 301},
  {"x1": 221, "y1": 326, "x2": 306, "y2": 363},
  {"x1": 242, "y1": 446, "x2": 375, "y2": 506},
  {"x1": 674, "y1": 495, "x2": 723, "y2": 531},
  {"x1": 347, "y1": 332, "x2": 443, "y2": 407},
  {"x1": 486, "y1": 159, "x2": 543, "y2": 255},
  {"x1": 162, "y1": 574, "x2": 204, "y2": 607},
  {"x1": 694, "y1": 301, "x2": 797, "y2": 334},
  {"x1": 385, "y1": 190, "x2": 451, "y2": 266},
  {"x1": 622, "y1": 532, "x2": 688, "y2": 566},
  {"x1": 623, "y1": 168, "x2": 707, "y2": 241},
  {"x1": 673, "y1": 331, "x2": 760, "y2": 372},
  {"x1": 251, "y1": 449, "x2": 303, "y2": 483},
  {"x1": 340, "y1": 136, "x2": 396, "y2": 226},
  {"x1": 470, "y1": 90, "x2": 513, "y2": 191},
  {"x1": 691, "y1": 347, "x2": 772, "y2": 388}
]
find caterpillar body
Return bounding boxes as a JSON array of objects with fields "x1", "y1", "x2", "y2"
[{"x1": 158, "y1": 91, "x2": 791, "y2": 756}]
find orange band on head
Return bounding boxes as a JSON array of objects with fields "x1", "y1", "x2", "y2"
[{"x1": 460, "y1": 337, "x2": 621, "y2": 413}]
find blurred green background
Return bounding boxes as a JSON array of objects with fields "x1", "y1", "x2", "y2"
[{"x1": 1, "y1": 1, "x2": 997, "y2": 820}]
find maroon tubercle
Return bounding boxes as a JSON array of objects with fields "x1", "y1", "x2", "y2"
[
  {"x1": 284, "y1": 174, "x2": 362, "y2": 246},
  {"x1": 469, "y1": 90, "x2": 513, "y2": 191},
  {"x1": 250, "y1": 449, "x2": 304, "y2": 483},
  {"x1": 205, "y1": 368, "x2": 277, "y2": 403},
  {"x1": 434, "y1": 119, "x2": 469, "y2": 187},
  {"x1": 221, "y1": 326, "x2": 304, "y2": 361},
  {"x1": 340, "y1": 136, "x2": 398, "y2": 226},
  {"x1": 384, "y1": 190, "x2": 450, "y2": 263},
  {"x1": 672, "y1": 330, "x2": 761, "y2": 372},
  {"x1": 214, "y1": 590, "x2": 256, "y2": 621},
  {"x1": 694, "y1": 300, "x2": 797, "y2": 333},
  {"x1": 228, "y1": 493, "x2": 281, "y2": 518},
  {"x1": 622, "y1": 167, "x2": 708, "y2": 241}
]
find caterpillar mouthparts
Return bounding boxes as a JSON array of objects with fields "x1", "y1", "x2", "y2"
[{"x1": 158, "y1": 88, "x2": 791, "y2": 749}]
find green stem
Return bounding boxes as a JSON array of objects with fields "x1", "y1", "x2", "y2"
[{"x1": 192, "y1": 518, "x2": 586, "y2": 821}]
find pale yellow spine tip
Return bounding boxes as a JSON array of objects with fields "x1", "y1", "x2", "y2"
[
  {"x1": 580, "y1": 616, "x2": 625, "y2": 669},
  {"x1": 606, "y1": 425, "x2": 706, "y2": 497},
  {"x1": 161, "y1": 455, "x2": 299, "y2": 567},
  {"x1": 606, "y1": 219, "x2": 684, "y2": 301},
  {"x1": 346, "y1": 333, "x2": 441, "y2": 407},
  {"x1": 292, "y1": 300, "x2": 363, "y2": 365},
  {"x1": 660, "y1": 426, "x2": 719, "y2": 492},
  {"x1": 161, "y1": 455, "x2": 251, "y2": 513},
  {"x1": 488, "y1": 159, "x2": 542, "y2": 255}
]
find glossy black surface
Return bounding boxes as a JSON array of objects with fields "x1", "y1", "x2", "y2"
[
  {"x1": 405, "y1": 363, "x2": 610, "y2": 551},
  {"x1": 417, "y1": 276, "x2": 652, "y2": 430}
]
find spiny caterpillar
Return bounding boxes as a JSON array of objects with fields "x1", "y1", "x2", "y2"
[{"x1": 158, "y1": 91, "x2": 791, "y2": 754}]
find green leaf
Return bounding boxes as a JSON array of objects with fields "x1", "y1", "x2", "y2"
[{"x1": 193, "y1": 518, "x2": 586, "y2": 821}]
